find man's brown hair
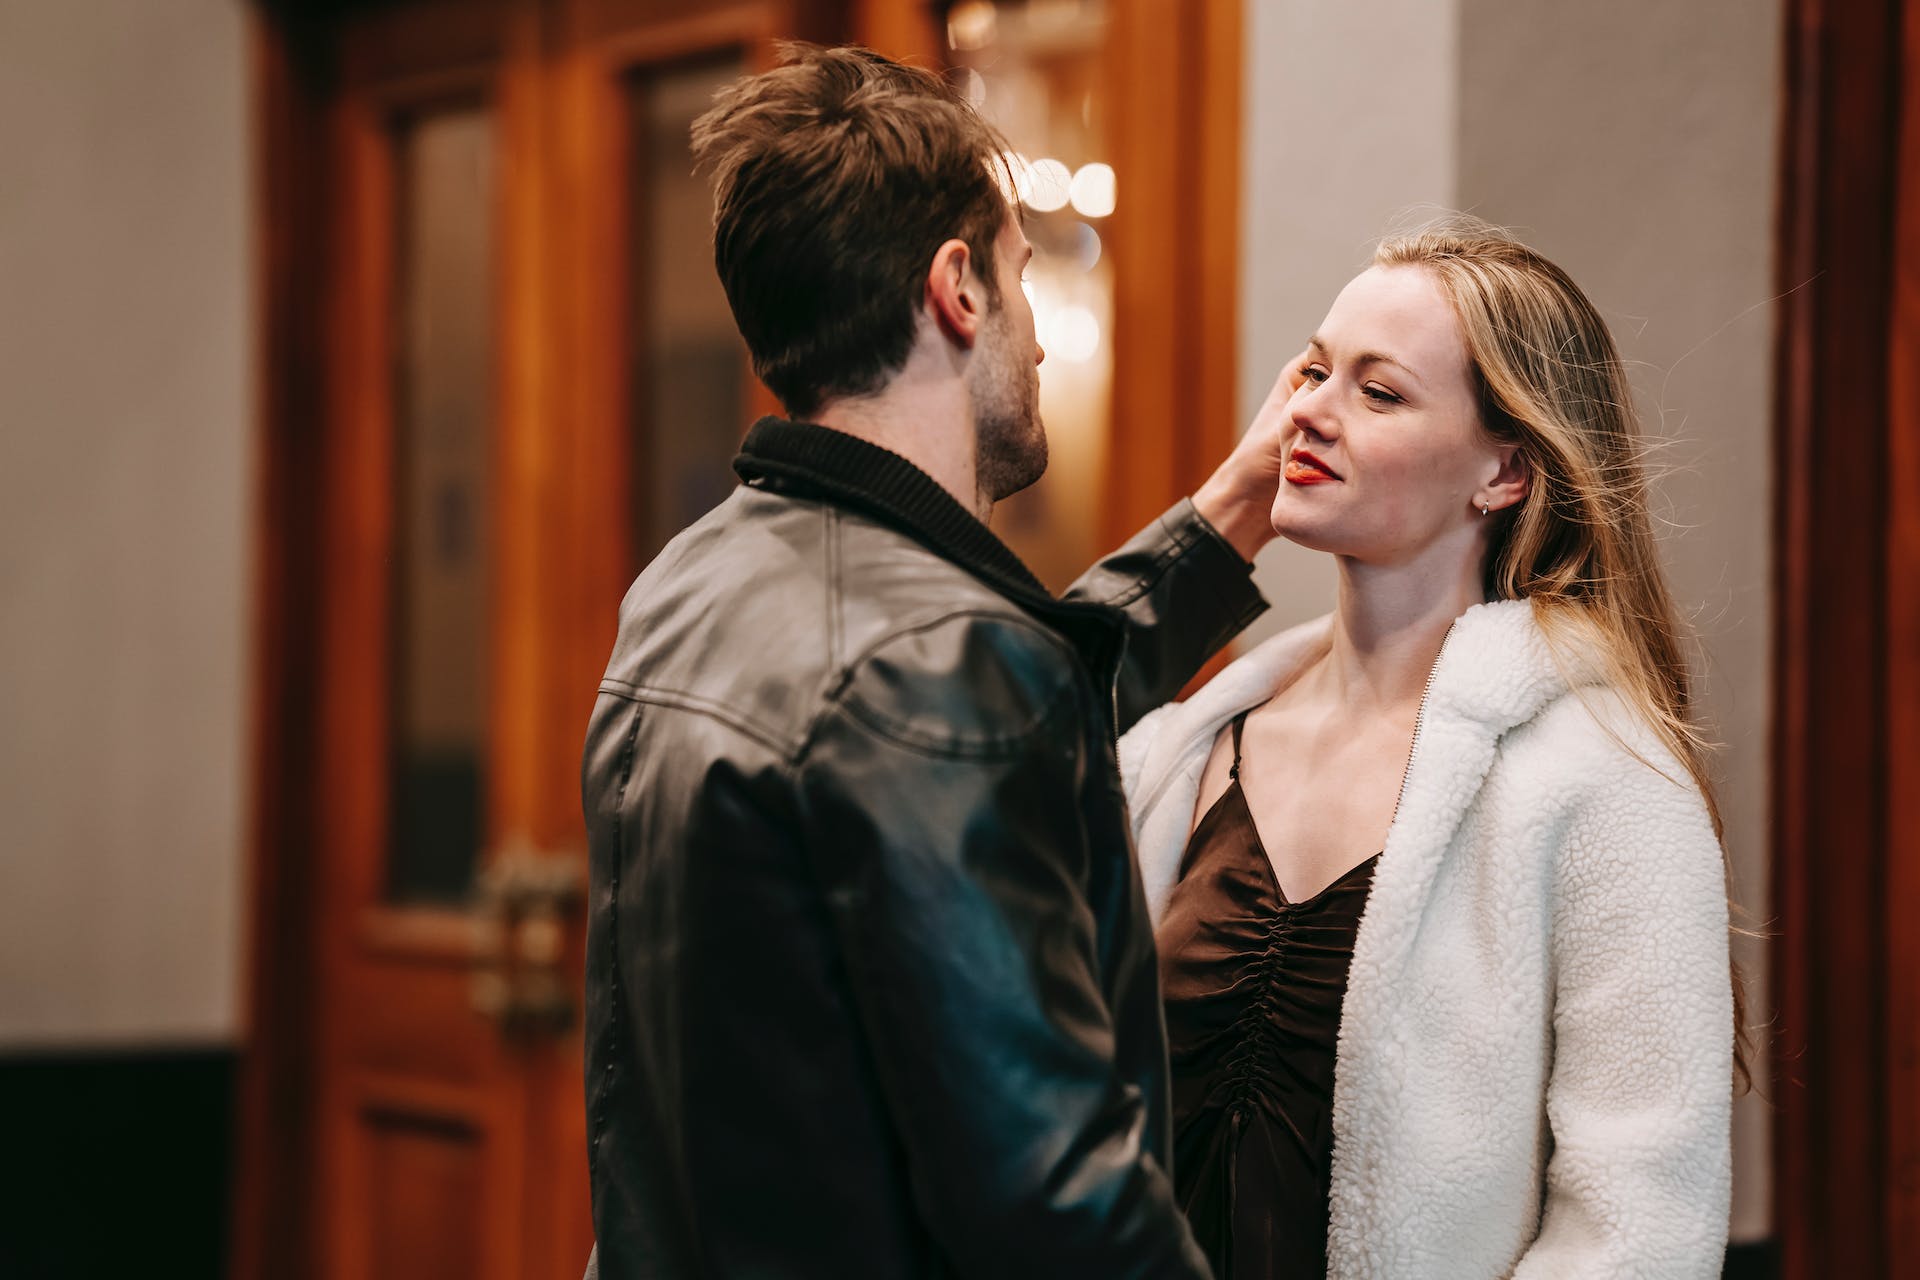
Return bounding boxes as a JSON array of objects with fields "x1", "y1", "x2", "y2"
[{"x1": 690, "y1": 43, "x2": 1014, "y2": 419}]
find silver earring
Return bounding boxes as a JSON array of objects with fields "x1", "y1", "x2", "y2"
[{"x1": 1480, "y1": 501, "x2": 1491, "y2": 516}]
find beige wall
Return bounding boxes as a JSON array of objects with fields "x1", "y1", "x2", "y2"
[
  {"x1": 1237, "y1": 0, "x2": 1462, "y2": 625},
  {"x1": 0, "y1": 0, "x2": 251, "y2": 1047},
  {"x1": 1239, "y1": 0, "x2": 1780, "y2": 1242}
]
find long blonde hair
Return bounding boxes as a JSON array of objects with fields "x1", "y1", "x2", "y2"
[{"x1": 1374, "y1": 217, "x2": 1754, "y2": 1090}]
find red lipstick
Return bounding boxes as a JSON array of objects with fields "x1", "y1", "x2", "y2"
[{"x1": 1285, "y1": 448, "x2": 1342, "y2": 485}]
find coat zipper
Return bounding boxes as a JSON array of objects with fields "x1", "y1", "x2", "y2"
[{"x1": 1386, "y1": 619, "x2": 1460, "y2": 832}]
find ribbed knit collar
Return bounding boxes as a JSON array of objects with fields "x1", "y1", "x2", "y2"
[{"x1": 731, "y1": 416, "x2": 1124, "y2": 644}]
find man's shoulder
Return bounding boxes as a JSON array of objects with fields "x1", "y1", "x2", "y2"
[
  {"x1": 824, "y1": 609, "x2": 1086, "y2": 762},
  {"x1": 603, "y1": 487, "x2": 1075, "y2": 758}
]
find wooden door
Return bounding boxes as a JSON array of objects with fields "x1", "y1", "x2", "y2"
[
  {"x1": 235, "y1": 2, "x2": 852, "y2": 1277},
  {"x1": 303, "y1": 4, "x2": 592, "y2": 1277}
]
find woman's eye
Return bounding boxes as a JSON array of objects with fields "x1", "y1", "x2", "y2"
[
  {"x1": 1363, "y1": 384, "x2": 1403, "y2": 405},
  {"x1": 1298, "y1": 364, "x2": 1329, "y2": 384}
]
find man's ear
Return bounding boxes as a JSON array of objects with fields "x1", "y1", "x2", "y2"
[{"x1": 925, "y1": 238, "x2": 985, "y2": 349}]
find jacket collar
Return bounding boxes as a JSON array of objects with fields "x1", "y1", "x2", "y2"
[{"x1": 732, "y1": 416, "x2": 1125, "y2": 650}]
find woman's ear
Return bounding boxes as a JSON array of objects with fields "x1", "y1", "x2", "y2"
[
  {"x1": 1482, "y1": 444, "x2": 1531, "y2": 514},
  {"x1": 925, "y1": 238, "x2": 983, "y2": 348}
]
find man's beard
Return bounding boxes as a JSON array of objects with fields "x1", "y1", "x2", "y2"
[{"x1": 972, "y1": 309, "x2": 1048, "y2": 504}]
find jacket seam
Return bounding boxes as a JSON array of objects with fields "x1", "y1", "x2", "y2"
[
  {"x1": 1101, "y1": 507, "x2": 1262, "y2": 635},
  {"x1": 825, "y1": 506, "x2": 844, "y2": 671},
  {"x1": 838, "y1": 673, "x2": 1082, "y2": 760},
  {"x1": 597, "y1": 679, "x2": 798, "y2": 760},
  {"x1": 1094, "y1": 517, "x2": 1195, "y2": 610},
  {"x1": 588, "y1": 699, "x2": 646, "y2": 1186},
  {"x1": 803, "y1": 609, "x2": 1086, "y2": 762}
]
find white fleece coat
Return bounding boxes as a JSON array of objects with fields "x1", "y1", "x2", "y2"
[{"x1": 1120, "y1": 599, "x2": 1732, "y2": 1278}]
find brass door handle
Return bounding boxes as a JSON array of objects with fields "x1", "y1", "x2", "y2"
[{"x1": 471, "y1": 836, "x2": 585, "y2": 1041}]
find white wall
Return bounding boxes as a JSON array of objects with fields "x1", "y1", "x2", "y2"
[
  {"x1": 1237, "y1": 0, "x2": 1462, "y2": 633},
  {"x1": 1240, "y1": 0, "x2": 1780, "y2": 1242},
  {"x1": 0, "y1": 0, "x2": 251, "y2": 1047}
]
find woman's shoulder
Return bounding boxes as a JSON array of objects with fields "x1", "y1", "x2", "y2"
[
  {"x1": 1497, "y1": 684, "x2": 1704, "y2": 819},
  {"x1": 1119, "y1": 612, "x2": 1335, "y2": 794},
  {"x1": 1490, "y1": 687, "x2": 1723, "y2": 901}
]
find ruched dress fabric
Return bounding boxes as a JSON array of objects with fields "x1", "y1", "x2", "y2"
[{"x1": 1155, "y1": 711, "x2": 1377, "y2": 1280}]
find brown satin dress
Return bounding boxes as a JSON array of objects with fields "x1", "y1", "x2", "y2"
[{"x1": 1156, "y1": 710, "x2": 1378, "y2": 1280}]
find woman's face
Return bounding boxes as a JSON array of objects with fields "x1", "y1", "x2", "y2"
[{"x1": 1270, "y1": 264, "x2": 1514, "y2": 563}]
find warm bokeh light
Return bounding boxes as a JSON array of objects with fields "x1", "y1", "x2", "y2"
[
  {"x1": 1024, "y1": 157, "x2": 1072, "y2": 212},
  {"x1": 1047, "y1": 304, "x2": 1101, "y2": 362},
  {"x1": 1069, "y1": 161, "x2": 1115, "y2": 217},
  {"x1": 1069, "y1": 221, "x2": 1102, "y2": 271},
  {"x1": 947, "y1": 0, "x2": 998, "y2": 52}
]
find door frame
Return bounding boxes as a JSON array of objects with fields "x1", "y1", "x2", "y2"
[
  {"x1": 1770, "y1": 0, "x2": 1920, "y2": 1272},
  {"x1": 231, "y1": 7, "x2": 331, "y2": 1276}
]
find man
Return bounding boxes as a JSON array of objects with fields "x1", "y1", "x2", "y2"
[{"x1": 582, "y1": 43, "x2": 1286, "y2": 1278}]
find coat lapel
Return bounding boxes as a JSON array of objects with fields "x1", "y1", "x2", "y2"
[{"x1": 1348, "y1": 600, "x2": 1587, "y2": 984}]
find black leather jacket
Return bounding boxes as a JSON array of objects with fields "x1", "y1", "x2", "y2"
[{"x1": 583, "y1": 419, "x2": 1265, "y2": 1278}]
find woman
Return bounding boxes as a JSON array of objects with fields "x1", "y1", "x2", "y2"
[{"x1": 1120, "y1": 219, "x2": 1742, "y2": 1278}]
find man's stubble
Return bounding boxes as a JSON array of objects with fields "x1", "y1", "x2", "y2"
[{"x1": 972, "y1": 304, "x2": 1048, "y2": 505}]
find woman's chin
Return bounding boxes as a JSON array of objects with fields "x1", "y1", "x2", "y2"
[{"x1": 1269, "y1": 499, "x2": 1343, "y2": 554}]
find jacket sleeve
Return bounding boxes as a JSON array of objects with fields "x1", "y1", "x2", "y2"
[
  {"x1": 1513, "y1": 732, "x2": 1734, "y2": 1277},
  {"x1": 1063, "y1": 498, "x2": 1266, "y2": 731},
  {"x1": 794, "y1": 613, "x2": 1211, "y2": 1279}
]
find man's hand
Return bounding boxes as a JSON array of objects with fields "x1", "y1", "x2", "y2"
[{"x1": 1191, "y1": 351, "x2": 1310, "y2": 563}]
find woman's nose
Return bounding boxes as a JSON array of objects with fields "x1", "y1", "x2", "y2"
[{"x1": 1289, "y1": 384, "x2": 1336, "y2": 442}]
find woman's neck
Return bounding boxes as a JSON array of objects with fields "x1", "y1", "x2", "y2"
[{"x1": 1310, "y1": 541, "x2": 1489, "y2": 714}]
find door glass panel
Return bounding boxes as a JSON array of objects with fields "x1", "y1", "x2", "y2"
[
  {"x1": 628, "y1": 56, "x2": 751, "y2": 571},
  {"x1": 387, "y1": 107, "x2": 496, "y2": 905}
]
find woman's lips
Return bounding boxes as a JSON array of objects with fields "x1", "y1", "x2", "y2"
[{"x1": 1284, "y1": 453, "x2": 1341, "y2": 485}]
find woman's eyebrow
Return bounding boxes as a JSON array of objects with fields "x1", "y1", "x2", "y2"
[{"x1": 1307, "y1": 336, "x2": 1425, "y2": 389}]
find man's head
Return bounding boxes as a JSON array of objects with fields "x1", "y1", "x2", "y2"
[{"x1": 692, "y1": 44, "x2": 1046, "y2": 499}]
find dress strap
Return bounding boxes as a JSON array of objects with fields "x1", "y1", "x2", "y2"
[{"x1": 1228, "y1": 710, "x2": 1249, "y2": 781}]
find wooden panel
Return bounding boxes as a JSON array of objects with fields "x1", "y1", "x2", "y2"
[
  {"x1": 311, "y1": 10, "x2": 533, "y2": 1280},
  {"x1": 335, "y1": 0, "x2": 511, "y2": 89},
  {"x1": 854, "y1": 0, "x2": 942, "y2": 63},
  {"x1": 1770, "y1": 0, "x2": 1902, "y2": 1274},
  {"x1": 347, "y1": 965, "x2": 500, "y2": 1081},
  {"x1": 363, "y1": 1109, "x2": 486, "y2": 1280},
  {"x1": 232, "y1": 9, "x2": 330, "y2": 1278},
  {"x1": 1885, "y1": 0, "x2": 1920, "y2": 1263},
  {"x1": 1101, "y1": 0, "x2": 1240, "y2": 550}
]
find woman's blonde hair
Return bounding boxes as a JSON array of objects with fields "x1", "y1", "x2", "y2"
[{"x1": 1374, "y1": 216, "x2": 1755, "y2": 1090}]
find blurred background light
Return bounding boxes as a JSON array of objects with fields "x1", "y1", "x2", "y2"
[
  {"x1": 947, "y1": 0, "x2": 998, "y2": 52},
  {"x1": 996, "y1": 148, "x2": 1028, "y2": 204},
  {"x1": 1070, "y1": 221, "x2": 1102, "y2": 271},
  {"x1": 1069, "y1": 161, "x2": 1115, "y2": 217},
  {"x1": 1024, "y1": 157, "x2": 1072, "y2": 212},
  {"x1": 1047, "y1": 304, "x2": 1100, "y2": 362}
]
